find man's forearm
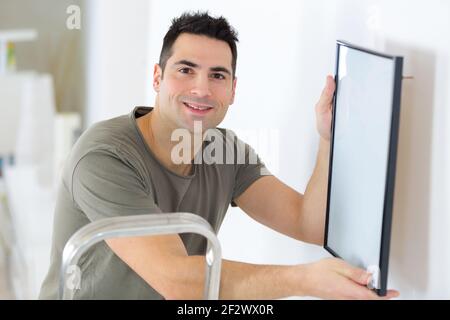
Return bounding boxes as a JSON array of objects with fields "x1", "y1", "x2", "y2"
[
  {"x1": 164, "y1": 255, "x2": 305, "y2": 299},
  {"x1": 300, "y1": 137, "x2": 330, "y2": 245},
  {"x1": 220, "y1": 259, "x2": 305, "y2": 299}
]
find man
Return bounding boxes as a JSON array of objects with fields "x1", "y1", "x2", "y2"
[{"x1": 40, "y1": 11, "x2": 399, "y2": 300}]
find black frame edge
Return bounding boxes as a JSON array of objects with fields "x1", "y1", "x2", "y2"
[{"x1": 323, "y1": 40, "x2": 404, "y2": 296}]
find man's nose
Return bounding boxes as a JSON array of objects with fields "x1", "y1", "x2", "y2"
[{"x1": 190, "y1": 75, "x2": 212, "y2": 97}]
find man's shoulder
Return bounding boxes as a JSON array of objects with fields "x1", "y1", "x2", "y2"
[
  {"x1": 81, "y1": 113, "x2": 136, "y2": 148},
  {"x1": 63, "y1": 112, "x2": 144, "y2": 176}
]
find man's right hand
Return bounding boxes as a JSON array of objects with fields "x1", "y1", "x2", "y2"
[{"x1": 300, "y1": 257, "x2": 400, "y2": 300}]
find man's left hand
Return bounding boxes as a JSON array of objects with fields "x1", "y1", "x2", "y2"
[{"x1": 315, "y1": 75, "x2": 336, "y2": 141}]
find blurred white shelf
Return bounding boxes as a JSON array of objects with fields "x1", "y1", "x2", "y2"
[
  {"x1": 0, "y1": 68, "x2": 81, "y2": 299},
  {"x1": 0, "y1": 68, "x2": 80, "y2": 299},
  {"x1": 0, "y1": 29, "x2": 37, "y2": 42},
  {"x1": 4, "y1": 165, "x2": 55, "y2": 299}
]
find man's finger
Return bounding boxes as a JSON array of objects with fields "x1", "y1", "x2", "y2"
[
  {"x1": 346, "y1": 275, "x2": 400, "y2": 300},
  {"x1": 334, "y1": 259, "x2": 400, "y2": 299},
  {"x1": 337, "y1": 278, "x2": 379, "y2": 300},
  {"x1": 344, "y1": 281, "x2": 399, "y2": 300},
  {"x1": 379, "y1": 290, "x2": 400, "y2": 300},
  {"x1": 335, "y1": 260, "x2": 371, "y2": 285},
  {"x1": 316, "y1": 75, "x2": 336, "y2": 112},
  {"x1": 349, "y1": 268, "x2": 371, "y2": 286}
]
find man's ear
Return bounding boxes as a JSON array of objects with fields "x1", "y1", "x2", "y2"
[
  {"x1": 230, "y1": 77, "x2": 237, "y2": 105},
  {"x1": 153, "y1": 64, "x2": 162, "y2": 92}
]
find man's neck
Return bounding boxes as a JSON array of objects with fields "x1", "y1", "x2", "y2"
[{"x1": 137, "y1": 106, "x2": 203, "y2": 176}]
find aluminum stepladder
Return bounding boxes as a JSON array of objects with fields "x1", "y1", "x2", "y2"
[{"x1": 59, "y1": 212, "x2": 222, "y2": 300}]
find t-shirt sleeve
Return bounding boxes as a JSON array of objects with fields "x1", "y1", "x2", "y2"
[
  {"x1": 230, "y1": 138, "x2": 273, "y2": 207},
  {"x1": 72, "y1": 150, "x2": 162, "y2": 221}
]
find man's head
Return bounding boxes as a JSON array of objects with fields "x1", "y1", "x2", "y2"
[
  {"x1": 153, "y1": 11, "x2": 239, "y2": 133},
  {"x1": 159, "y1": 11, "x2": 238, "y2": 80}
]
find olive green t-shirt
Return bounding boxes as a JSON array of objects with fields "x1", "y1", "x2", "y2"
[{"x1": 39, "y1": 107, "x2": 271, "y2": 299}]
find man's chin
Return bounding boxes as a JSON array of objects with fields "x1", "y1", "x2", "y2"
[
  {"x1": 175, "y1": 119, "x2": 213, "y2": 134},
  {"x1": 187, "y1": 122, "x2": 215, "y2": 134}
]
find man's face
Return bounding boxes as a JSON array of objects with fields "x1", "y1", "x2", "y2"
[{"x1": 153, "y1": 33, "x2": 237, "y2": 133}]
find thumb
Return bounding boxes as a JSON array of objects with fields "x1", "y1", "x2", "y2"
[
  {"x1": 349, "y1": 268, "x2": 371, "y2": 286},
  {"x1": 339, "y1": 265, "x2": 371, "y2": 286},
  {"x1": 316, "y1": 75, "x2": 335, "y2": 114}
]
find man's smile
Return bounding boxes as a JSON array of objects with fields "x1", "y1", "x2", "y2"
[{"x1": 182, "y1": 101, "x2": 214, "y2": 115}]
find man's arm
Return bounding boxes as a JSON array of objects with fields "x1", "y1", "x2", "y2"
[
  {"x1": 107, "y1": 234, "x2": 392, "y2": 300},
  {"x1": 232, "y1": 137, "x2": 329, "y2": 245},
  {"x1": 299, "y1": 137, "x2": 330, "y2": 244},
  {"x1": 106, "y1": 234, "x2": 303, "y2": 299}
]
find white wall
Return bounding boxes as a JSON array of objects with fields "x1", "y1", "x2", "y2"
[
  {"x1": 83, "y1": 0, "x2": 151, "y2": 127},
  {"x1": 330, "y1": 0, "x2": 450, "y2": 299},
  {"x1": 85, "y1": 0, "x2": 450, "y2": 298},
  {"x1": 271, "y1": 0, "x2": 450, "y2": 299}
]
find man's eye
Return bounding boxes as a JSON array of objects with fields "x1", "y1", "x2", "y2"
[
  {"x1": 179, "y1": 68, "x2": 192, "y2": 74},
  {"x1": 211, "y1": 73, "x2": 225, "y2": 80}
]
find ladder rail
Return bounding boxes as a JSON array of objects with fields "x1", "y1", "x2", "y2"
[{"x1": 59, "y1": 212, "x2": 222, "y2": 300}]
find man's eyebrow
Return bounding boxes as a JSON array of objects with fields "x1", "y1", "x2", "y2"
[
  {"x1": 174, "y1": 59, "x2": 199, "y2": 68},
  {"x1": 210, "y1": 66, "x2": 231, "y2": 76},
  {"x1": 174, "y1": 59, "x2": 231, "y2": 76}
]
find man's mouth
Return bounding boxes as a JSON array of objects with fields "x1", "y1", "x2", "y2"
[{"x1": 182, "y1": 102, "x2": 214, "y2": 114}]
